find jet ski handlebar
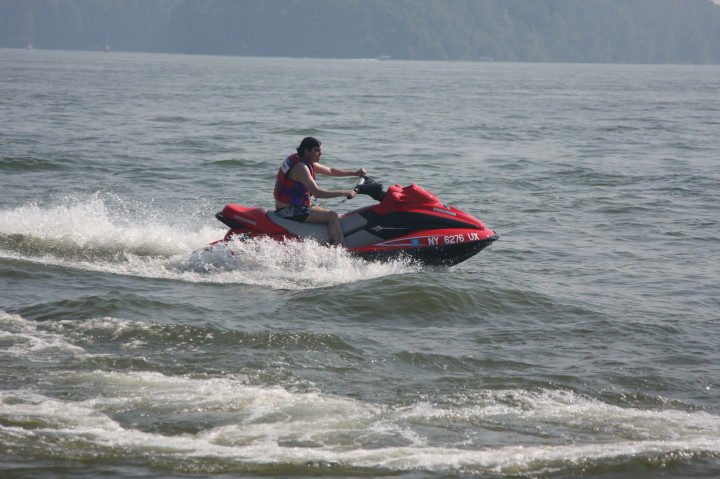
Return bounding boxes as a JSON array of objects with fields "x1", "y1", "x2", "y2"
[{"x1": 353, "y1": 175, "x2": 385, "y2": 201}]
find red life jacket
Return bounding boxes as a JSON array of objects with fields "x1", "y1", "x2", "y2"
[{"x1": 273, "y1": 153, "x2": 315, "y2": 206}]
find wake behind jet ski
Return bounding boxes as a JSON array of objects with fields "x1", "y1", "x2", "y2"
[{"x1": 203, "y1": 176, "x2": 498, "y2": 267}]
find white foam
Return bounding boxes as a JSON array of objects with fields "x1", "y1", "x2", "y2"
[
  {"x1": 183, "y1": 235, "x2": 419, "y2": 289},
  {"x1": 0, "y1": 195, "x2": 417, "y2": 289},
  {"x1": 0, "y1": 194, "x2": 220, "y2": 256},
  {"x1": 0, "y1": 310, "x2": 87, "y2": 359},
  {"x1": 1, "y1": 365, "x2": 718, "y2": 474},
  {"x1": 397, "y1": 389, "x2": 720, "y2": 442}
]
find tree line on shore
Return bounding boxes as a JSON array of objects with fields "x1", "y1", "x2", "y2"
[{"x1": 2, "y1": 0, "x2": 719, "y2": 64}]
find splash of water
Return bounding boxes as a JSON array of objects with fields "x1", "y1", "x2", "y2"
[{"x1": 0, "y1": 194, "x2": 418, "y2": 289}]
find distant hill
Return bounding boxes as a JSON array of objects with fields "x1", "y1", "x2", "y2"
[{"x1": 2, "y1": 0, "x2": 719, "y2": 63}]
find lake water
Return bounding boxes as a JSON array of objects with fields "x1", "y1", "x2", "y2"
[{"x1": 1, "y1": 48, "x2": 719, "y2": 478}]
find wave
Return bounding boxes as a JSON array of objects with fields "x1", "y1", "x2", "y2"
[
  {"x1": 0, "y1": 349, "x2": 717, "y2": 474},
  {"x1": 0, "y1": 194, "x2": 417, "y2": 290},
  {"x1": 3, "y1": 311, "x2": 719, "y2": 475},
  {"x1": 0, "y1": 155, "x2": 72, "y2": 173}
]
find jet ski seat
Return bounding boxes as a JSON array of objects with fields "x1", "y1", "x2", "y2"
[{"x1": 266, "y1": 211, "x2": 368, "y2": 243}]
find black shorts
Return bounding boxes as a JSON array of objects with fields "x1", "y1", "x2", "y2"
[{"x1": 275, "y1": 205, "x2": 311, "y2": 222}]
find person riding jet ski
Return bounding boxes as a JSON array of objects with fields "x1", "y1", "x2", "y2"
[{"x1": 273, "y1": 136, "x2": 366, "y2": 247}]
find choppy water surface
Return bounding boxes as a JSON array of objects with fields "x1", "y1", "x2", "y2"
[{"x1": 1, "y1": 49, "x2": 719, "y2": 478}]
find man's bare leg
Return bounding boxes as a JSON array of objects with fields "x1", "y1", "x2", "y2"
[{"x1": 306, "y1": 207, "x2": 345, "y2": 247}]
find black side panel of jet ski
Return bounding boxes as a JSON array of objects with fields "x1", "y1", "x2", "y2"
[{"x1": 358, "y1": 211, "x2": 481, "y2": 239}]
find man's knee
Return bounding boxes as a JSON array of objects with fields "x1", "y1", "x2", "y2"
[{"x1": 319, "y1": 209, "x2": 339, "y2": 222}]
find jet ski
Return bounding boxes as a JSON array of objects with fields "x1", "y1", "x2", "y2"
[{"x1": 204, "y1": 176, "x2": 498, "y2": 267}]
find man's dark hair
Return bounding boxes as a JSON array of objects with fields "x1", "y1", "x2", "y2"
[{"x1": 297, "y1": 137, "x2": 321, "y2": 156}]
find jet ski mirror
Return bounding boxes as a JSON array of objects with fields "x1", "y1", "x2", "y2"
[{"x1": 354, "y1": 175, "x2": 385, "y2": 201}]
